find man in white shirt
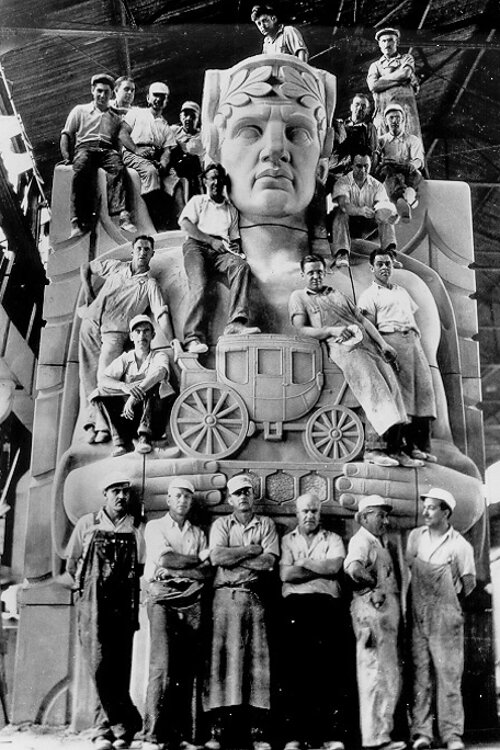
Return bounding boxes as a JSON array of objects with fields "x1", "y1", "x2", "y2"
[
  {"x1": 280, "y1": 493, "x2": 347, "y2": 750},
  {"x1": 179, "y1": 163, "x2": 260, "y2": 354},
  {"x1": 407, "y1": 488, "x2": 476, "y2": 750},
  {"x1": 331, "y1": 152, "x2": 397, "y2": 267},
  {"x1": 142, "y1": 478, "x2": 211, "y2": 750},
  {"x1": 92, "y1": 314, "x2": 174, "y2": 456},
  {"x1": 251, "y1": 4, "x2": 308, "y2": 61},
  {"x1": 110, "y1": 76, "x2": 136, "y2": 115}
]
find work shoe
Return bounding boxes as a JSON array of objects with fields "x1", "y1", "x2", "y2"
[
  {"x1": 112, "y1": 442, "x2": 128, "y2": 457},
  {"x1": 69, "y1": 219, "x2": 85, "y2": 239},
  {"x1": 323, "y1": 741, "x2": 345, "y2": 750},
  {"x1": 186, "y1": 339, "x2": 209, "y2": 354},
  {"x1": 179, "y1": 742, "x2": 204, "y2": 750},
  {"x1": 447, "y1": 740, "x2": 465, "y2": 750},
  {"x1": 204, "y1": 739, "x2": 221, "y2": 750},
  {"x1": 141, "y1": 743, "x2": 165, "y2": 750},
  {"x1": 113, "y1": 740, "x2": 129, "y2": 749},
  {"x1": 410, "y1": 448, "x2": 438, "y2": 463},
  {"x1": 364, "y1": 450, "x2": 399, "y2": 467},
  {"x1": 85, "y1": 426, "x2": 97, "y2": 444},
  {"x1": 396, "y1": 198, "x2": 411, "y2": 222},
  {"x1": 93, "y1": 739, "x2": 113, "y2": 750},
  {"x1": 284, "y1": 742, "x2": 302, "y2": 750},
  {"x1": 223, "y1": 322, "x2": 261, "y2": 335},
  {"x1": 253, "y1": 742, "x2": 272, "y2": 750},
  {"x1": 119, "y1": 211, "x2": 137, "y2": 233},
  {"x1": 333, "y1": 250, "x2": 350, "y2": 268},
  {"x1": 95, "y1": 430, "x2": 111, "y2": 444},
  {"x1": 404, "y1": 187, "x2": 419, "y2": 208},
  {"x1": 412, "y1": 738, "x2": 431, "y2": 750},
  {"x1": 136, "y1": 435, "x2": 152, "y2": 454},
  {"x1": 389, "y1": 452, "x2": 424, "y2": 468}
]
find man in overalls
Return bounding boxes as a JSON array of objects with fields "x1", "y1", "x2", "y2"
[
  {"x1": 406, "y1": 488, "x2": 476, "y2": 750},
  {"x1": 66, "y1": 471, "x2": 145, "y2": 750},
  {"x1": 344, "y1": 495, "x2": 405, "y2": 750}
]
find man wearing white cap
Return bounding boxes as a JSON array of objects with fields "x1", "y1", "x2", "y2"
[
  {"x1": 330, "y1": 150, "x2": 397, "y2": 268},
  {"x1": 66, "y1": 472, "x2": 145, "y2": 750},
  {"x1": 170, "y1": 101, "x2": 204, "y2": 209},
  {"x1": 122, "y1": 82, "x2": 177, "y2": 229},
  {"x1": 376, "y1": 103, "x2": 424, "y2": 221},
  {"x1": 367, "y1": 28, "x2": 421, "y2": 140},
  {"x1": 92, "y1": 312, "x2": 174, "y2": 456},
  {"x1": 143, "y1": 478, "x2": 211, "y2": 750},
  {"x1": 406, "y1": 488, "x2": 476, "y2": 750},
  {"x1": 344, "y1": 495, "x2": 405, "y2": 750},
  {"x1": 206, "y1": 474, "x2": 279, "y2": 750}
]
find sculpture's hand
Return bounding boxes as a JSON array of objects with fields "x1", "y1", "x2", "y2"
[{"x1": 335, "y1": 459, "x2": 484, "y2": 533}]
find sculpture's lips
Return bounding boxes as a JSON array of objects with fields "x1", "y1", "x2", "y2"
[{"x1": 255, "y1": 168, "x2": 293, "y2": 183}]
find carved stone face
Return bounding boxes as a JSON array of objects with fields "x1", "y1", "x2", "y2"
[{"x1": 220, "y1": 99, "x2": 321, "y2": 220}]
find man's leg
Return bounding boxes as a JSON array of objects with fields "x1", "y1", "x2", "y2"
[
  {"x1": 122, "y1": 148, "x2": 161, "y2": 194},
  {"x1": 100, "y1": 149, "x2": 127, "y2": 217},
  {"x1": 430, "y1": 609, "x2": 465, "y2": 745},
  {"x1": 182, "y1": 238, "x2": 210, "y2": 346},
  {"x1": 411, "y1": 618, "x2": 434, "y2": 744},
  {"x1": 144, "y1": 600, "x2": 175, "y2": 744},
  {"x1": 330, "y1": 208, "x2": 351, "y2": 266},
  {"x1": 174, "y1": 601, "x2": 203, "y2": 743},
  {"x1": 79, "y1": 319, "x2": 103, "y2": 431},
  {"x1": 377, "y1": 217, "x2": 397, "y2": 251},
  {"x1": 72, "y1": 147, "x2": 97, "y2": 228},
  {"x1": 213, "y1": 252, "x2": 252, "y2": 326}
]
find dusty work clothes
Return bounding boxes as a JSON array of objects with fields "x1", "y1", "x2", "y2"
[
  {"x1": 66, "y1": 509, "x2": 145, "y2": 745},
  {"x1": 289, "y1": 286, "x2": 407, "y2": 435},
  {"x1": 123, "y1": 108, "x2": 177, "y2": 194},
  {"x1": 377, "y1": 132, "x2": 424, "y2": 204},
  {"x1": 206, "y1": 513, "x2": 279, "y2": 711},
  {"x1": 262, "y1": 24, "x2": 309, "y2": 61},
  {"x1": 79, "y1": 258, "x2": 168, "y2": 429},
  {"x1": 367, "y1": 52, "x2": 421, "y2": 139},
  {"x1": 407, "y1": 526, "x2": 476, "y2": 744},
  {"x1": 143, "y1": 514, "x2": 209, "y2": 746},
  {"x1": 331, "y1": 172, "x2": 396, "y2": 254},
  {"x1": 345, "y1": 526, "x2": 402, "y2": 748}
]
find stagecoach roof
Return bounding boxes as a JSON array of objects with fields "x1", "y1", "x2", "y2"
[{"x1": 0, "y1": 0, "x2": 499, "y2": 464}]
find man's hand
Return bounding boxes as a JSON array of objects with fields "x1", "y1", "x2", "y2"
[
  {"x1": 83, "y1": 288, "x2": 96, "y2": 305},
  {"x1": 210, "y1": 238, "x2": 226, "y2": 254},
  {"x1": 122, "y1": 382, "x2": 146, "y2": 400},
  {"x1": 359, "y1": 206, "x2": 375, "y2": 219},
  {"x1": 248, "y1": 544, "x2": 263, "y2": 557},
  {"x1": 121, "y1": 395, "x2": 137, "y2": 420},
  {"x1": 381, "y1": 343, "x2": 398, "y2": 363},
  {"x1": 334, "y1": 326, "x2": 356, "y2": 344}
]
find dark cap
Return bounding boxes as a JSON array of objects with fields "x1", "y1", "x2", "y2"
[{"x1": 91, "y1": 74, "x2": 115, "y2": 89}]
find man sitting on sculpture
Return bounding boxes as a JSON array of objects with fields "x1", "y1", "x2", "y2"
[
  {"x1": 289, "y1": 254, "x2": 424, "y2": 468},
  {"x1": 91, "y1": 314, "x2": 174, "y2": 457},
  {"x1": 179, "y1": 162, "x2": 260, "y2": 355},
  {"x1": 122, "y1": 81, "x2": 177, "y2": 230},
  {"x1": 376, "y1": 103, "x2": 424, "y2": 221},
  {"x1": 110, "y1": 76, "x2": 136, "y2": 116},
  {"x1": 79, "y1": 234, "x2": 172, "y2": 444},
  {"x1": 330, "y1": 151, "x2": 398, "y2": 268},
  {"x1": 251, "y1": 4, "x2": 309, "y2": 62},
  {"x1": 330, "y1": 93, "x2": 378, "y2": 178}
]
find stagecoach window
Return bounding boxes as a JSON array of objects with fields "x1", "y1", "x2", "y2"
[
  {"x1": 291, "y1": 351, "x2": 314, "y2": 384},
  {"x1": 224, "y1": 349, "x2": 249, "y2": 384},
  {"x1": 258, "y1": 349, "x2": 282, "y2": 375}
]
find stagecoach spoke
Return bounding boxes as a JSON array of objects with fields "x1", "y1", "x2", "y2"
[
  {"x1": 190, "y1": 424, "x2": 208, "y2": 451},
  {"x1": 217, "y1": 423, "x2": 240, "y2": 442},
  {"x1": 212, "y1": 390, "x2": 228, "y2": 416},
  {"x1": 206, "y1": 386, "x2": 214, "y2": 414},
  {"x1": 336, "y1": 410, "x2": 349, "y2": 429},
  {"x1": 179, "y1": 422, "x2": 205, "y2": 440},
  {"x1": 192, "y1": 389, "x2": 207, "y2": 414},
  {"x1": 206, "y1": 427, "x2": 213, "y2": 455},
  {"x1": 213, "y1": 428, "x2": 229, "y2": 452},
  {"x1": 216, "y1": 402, "x2": 241, "y2": 419}
]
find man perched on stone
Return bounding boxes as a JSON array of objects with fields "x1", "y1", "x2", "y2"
[
  {"x1": 407, "y1": 488, "x2": 476, "y2": 750},
  {"x1": 358, "y1": 248, "x2": 437, "y2": 462},
  {"x1": 79, "y1": 234, "x2": 172, "y2": 444},
  {"x1": 179, "y1": 162, "x2": 260, "y2": 354},
  {"x1": 142, "y1": 478, "x2": 211, "y2": 750},
  {"x1": 92, "y1": 314, "x2": 174, "y2": 456},
  {"x1": 60, "y1": 73, "x2": 137, "y2": 238},
  {"x1": 367, "y1": 27, "x2": 421, "y2": 139},
  {"x1": 66, "y1": 472, "x2": 144, "y2": 750},
  {"x1": 170, "y1": 100, "x2": 204, "y2": 209},
  {"x1": 110, "y1": 76, "x2": 136, "y2": 116},
  {"x1": 331, "y1": 93, "x2": 378, "y2": 177},
  {"x1": 122, "y1": 82, "x2": 177, "y2": 230},
  {"x1": 330, "y1": 151, "x2": 397, "y2": 267},
  {"x1": 251, "y1": 4, "x2": 308, "y2": 62}
]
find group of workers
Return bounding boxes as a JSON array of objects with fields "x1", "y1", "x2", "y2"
[{"x1": 66, "y1": 474, "x2": 475, "y2": 750}]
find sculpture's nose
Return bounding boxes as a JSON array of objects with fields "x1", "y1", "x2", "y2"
[{"x1": 260, "y1": 121, "x2": 291, "y2": 163}]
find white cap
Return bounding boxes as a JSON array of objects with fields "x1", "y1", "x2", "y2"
[
  {"x1": 357, "y1": 495, "x2": 392, "y2": 514},
  {"x1": 384, "y1": 103, "x2": 405, "y2": 118},
  {"x1": 227, "y1": 475, "x2": 254, "y2": 494},
  {"x1": 101, "y1": 472, "x2": 131, "y2": 492},
  {"x1": 149, "y1": 82, "x2": 169, "y2": 96},
  {"x1": 129, "y1": 314, "x2": 154, "y2": 332},
  {"x1": 421, "y1": 487, "x2": 456, "y2": 512},
  {"x1": 181, "y1": 100, "x2": 201, "y2": 116},
  {"x1": 168, "y1": 477, "x2": 195, "y2": 494}
]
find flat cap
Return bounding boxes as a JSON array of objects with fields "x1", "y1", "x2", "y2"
[
  {"x1": 149, "y1": 82, "x2": 170, "y2": 96},
  {"x1": 357, "y1": 495, "x2": 393, "y2": 514},
  {"x1": 181, "y1": 100, "x2": 201, "y2": 116},
  {"x1": 227, "y1": 474, "x2": 254, "y2": 494},
  {"x1": 384, "y1": 102, "x2": 405, "y2": 117},
  {"x1": 91, "y1": 74, "x2": 115, "y2": 88},
  {"x1": 421, "y1": 487, "x2": 456, "y2": 512},
  {"x1": 129, "y1": 314, "x2": 154, "y2": 332},
  {"x1": 102, "y1": 472, "x2": 131, "y2": 492},
  {"x1": 168, "y1": 477, "x2": 195, "y2": 494},
  {"x1": 375, "y1": 27, "x2": 401, "y2": 41}
]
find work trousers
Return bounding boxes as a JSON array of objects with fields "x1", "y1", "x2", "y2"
[
  {"x1": 331, "y1": 209, "x2": 396, "y2": 254},
  {"x1": 71, "y1": 145, "x2": 126, "y2": 225},
  {"x1": 122, "y1": 147, "x2": 162, "y2": 194},
  {"x1": 93, "y1": 386, "x2": 162, "y2": 445},
  {"x1": 380, "y1": 163, "x2": 422, "y2": 203}
]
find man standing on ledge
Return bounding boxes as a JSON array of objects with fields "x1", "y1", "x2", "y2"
[
  {"x1": 179, "y1": 163, "x2": 260, "y2": 354},
  {"x1": 66, "y1": 472, "x2": 144, "y2": 750},
  {"x1": 251, "y1": 4, "x2": 309, "y2": 62},
  {"x1": 344, "y1": 495, "x2": 406, "y2": 750},
  {"x1": 407, "y1": 488, "x2": 476, "y2": 750}
]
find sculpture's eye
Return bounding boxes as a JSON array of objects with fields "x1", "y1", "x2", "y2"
[
  {"x1": 235, "y1": 125, "x2": 262, "y2": 141},
  {"x1": 285, "y1": 126, "x2": 314, "y2": 146}
]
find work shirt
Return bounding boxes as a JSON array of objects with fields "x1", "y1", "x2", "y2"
[
  {"x1": 406, "y1": 525, "x2": 476, "y2": 594},
  {"x1": 262, "y1": 24, "x2": 309, "y2": 61},
  {"x1": 367, "y1": 53, "x2": 419, "y2": 94},
  {"x1": 124, "y1": 107, "x2": 177, "y2": 149},
  {"x1": 378, "y1": 131, "x2": 424, "y2": 168},
  {"x1": 171, "y1": 125, "x2": 204, "y2": 157},
  {"x1": 180, "y1": 194, "x2": 240, "y2": 241},
  {"x1": 289, "y1": 285, "x2": 365, "y2": 331},
  {"x1": 66, "y1": 507, "x2": 145, "y2": 571},
  {"x1": 281, "y1": 526, "x2": 345, "y2": 598},
  {"x1": 345, "y1": 525, "x2": 399, "y2": 596},
  {"x1": 358, "y1": 281, "x2": 420, "y2": 334},
  {"x1": 84, "y1": 259, "x2": 168, "y2": 333},
  {"x1": 144, "y1": 512, "x2": 209, "y2": 582},
  {"x1": 99, "y1": 348, "x2": 174, "y2": 399},
  {"x1": 333, "y1": 171, "x2": 390, "y2": 208},
  {"x1": 210, "y1": 513, "x2": 279, "y2": 587},
  {"x1": 62, "y1": 103, "x2": 123, "y2": 148}
]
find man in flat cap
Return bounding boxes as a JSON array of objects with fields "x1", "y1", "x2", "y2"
[
  {"x1": 170, "y1": 101, "x2": 204, "y2": 213},
  {"x1": 251, "y1": 4, "x2": 308, "y2": 61},
  {"x1": 280, "y1": 492, "x2": 348, "y2": 750},
  {"x1": 376, "y1": 103, "x2": 424, "y2": 221},
  {"x1": 142, "y1": 478, "x2": 211, "y2": 750},
  {"x1": 406, "y1": 488, "x2": 476, "y2": 750},
  {"x1": 367, "y1": 28, "x2": 421, "y2": 140},
  {"x1": 122, "y1": 82, "x2": 177, "y2": 230},
  {"x1": 60, "y1": 73, "x2": 137, "y2": 238},
  {"x1": 92, "y1": 312, "x2": 174, "y2": 456},
  {"x1": 344, "y1": 495, "x2": 405, "y2": 750},
  {"x1": 66, "y1": 471, "x2": 144, "y2": 750},
  {"x1": 206, "y1": 474, "x2": 279, "y2": 750}
]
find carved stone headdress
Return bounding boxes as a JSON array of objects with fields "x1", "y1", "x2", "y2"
[{"x1": 202, "y1": 54, "x2": 336, "y2": 163}]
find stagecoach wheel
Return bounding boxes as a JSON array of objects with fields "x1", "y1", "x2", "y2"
[
  {"x1": 170, "y1": 383, "x2": 249, "y2": 459},
  {"x1": 304, "y1": 405, "x2": 364, "y2": 463}
]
